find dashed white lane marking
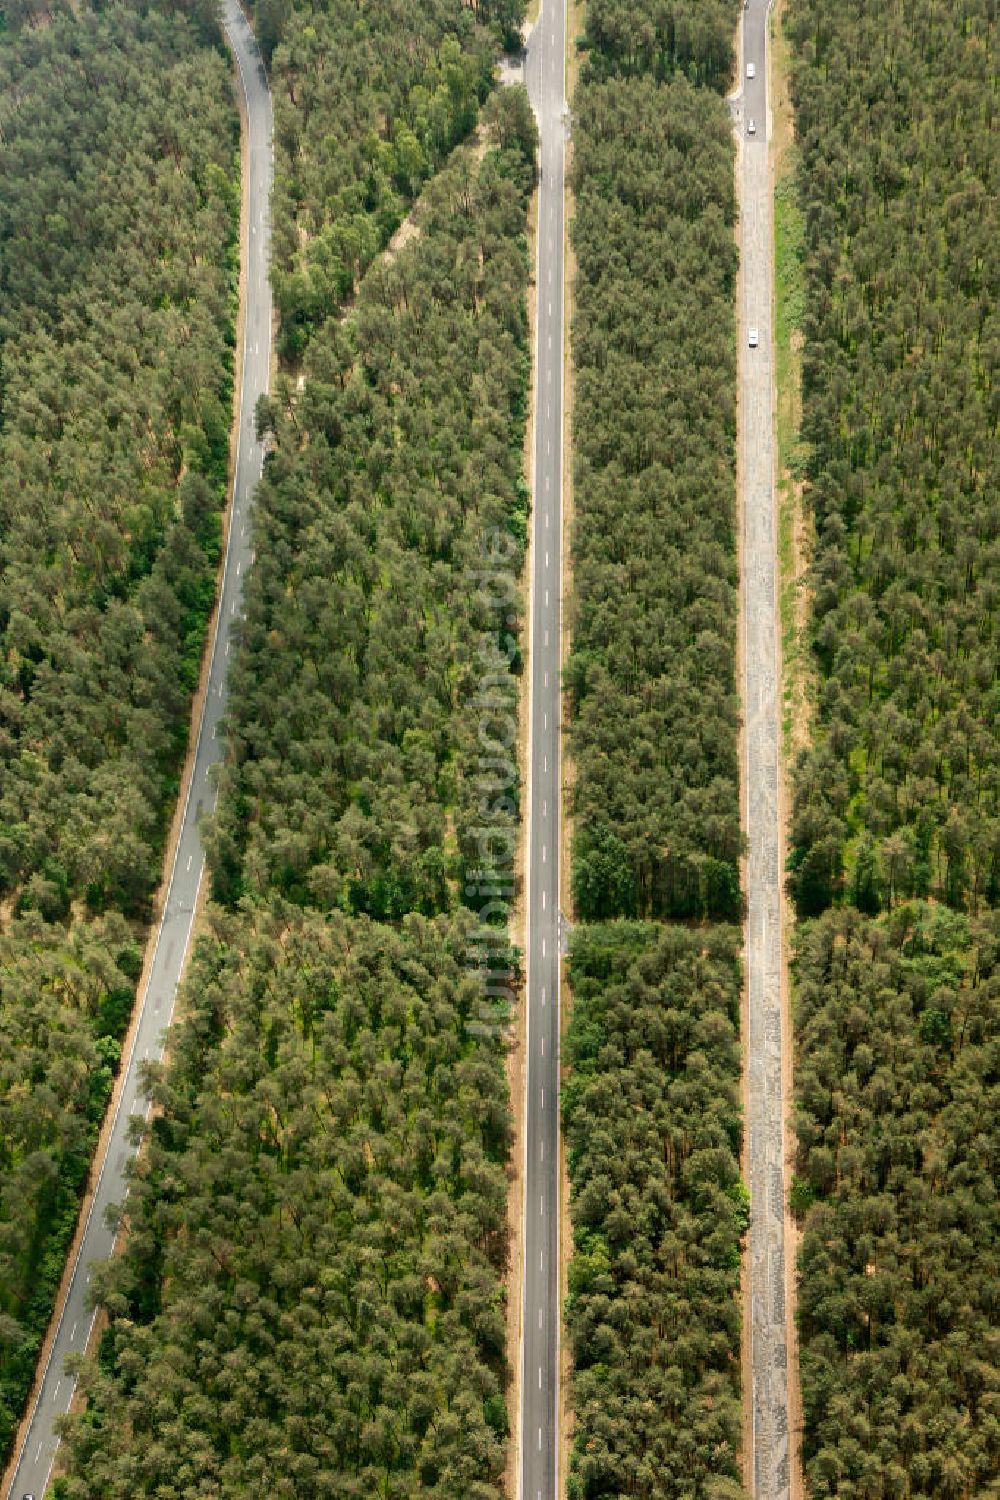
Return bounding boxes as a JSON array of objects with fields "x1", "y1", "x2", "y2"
[
  {"x1": 542, "y1": 845, "x2": 547, "y2": 863},
  {"x1": 541, "y1": 1195, "x2": 544, "y2": 1216},
  {"x1": 226, "y1": 640, "x2": 230, "y2": 656},
  {"x1": 186, "y1": 855, "x2": 193, "y2": 872},
  {"x1": 71, "y1": 1322, "x2": 78, "y2": 1342},
  {"x1": 542, "y1": 986, "x2": 546, "y2": 1004},
  {"x1": 538, "y1": 1307, "x2": 543, "y2": 1328},
  {"x1": 544, "y1": 630, "x2": 549, "y2": 647},
  {"x1": 538, "y1": 1425, "x2": 542, "y2": 1449},
  {"x1": 542, "y1": 890, "x2": 546, "y2": 910},
  {"x1": 212, "y1": 724, "x2": 217, "y2": 739},
  {"x1": 35, "y1": 1441, "x2": 42, "y2": 1462},
  {"x1": 539, "y1": 1365, "x2": 542, "y2": 1388},
  {"x1": 54, "y1": 1381, "x2": 61, "y2": 1400},
  {"x1": 236, "y1": 561, "x2": 241, "y2": 576},
  {"x1": 545, "y1": 551, "x2": 549, "y2": 568},
  {"x1": 545, "y1": 589, "x2": 549, "y2": 606},
  {"x1": 541, "y1": 1035, "x2": 545, "y2": 1056},
  {"x1": 541, "y1": 1087, "x2": 544, "y2": 1109},
  {"x1": 544, "y1": 712, "x2": 548, "y2": 730},
  {"x1": 544, "y1": 672, "x2": 548, "y2": 688}
]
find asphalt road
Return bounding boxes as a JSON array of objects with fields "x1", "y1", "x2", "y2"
[
  {"x1": 4, "y1": 5, "x2": 272, "y2": 1495},
  {"x1": 519, "y1": 2, "x2": 566, "y2": 1497},
  {"x1": 738, "y1": 3, "x2": 792, "y2": 1497}
]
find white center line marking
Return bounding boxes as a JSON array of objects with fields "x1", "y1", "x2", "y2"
[
  {"x1": 186, "y1": 855, "x2": 193, "y2": 872},
  {"x1": 71, "y1": 1322, "x2": 78, "y2": 1341}
]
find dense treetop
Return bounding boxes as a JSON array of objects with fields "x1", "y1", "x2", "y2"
[
  {"x1": 582, "y1": 0, "x2": 736, "y2": 91},
  {"x1": 0, "y1": 0, "x2": 238, "y2": 1457},
  {"x1": 248, "y1": 0, "x2": 523, "y2": 357},
  {"x1": 563, "y1": 924, "x2": 748, "y2": 1500},
  {"x1": 784, "y1": 0, "x2": 1000, "y2": 1491},
  {"x1": 564, "y1": 9, "x2": 747, "y2": 1497},
  {"x1": 567, "y1": 74, "x2": 740, "y2": 924},
  {"x1": 792, "y1": 904, "x2": 999, "y2": 1496},
  {"x1": 57, "y1": 116, "x2": 537, "y2": 1497},
  {"x1": 210, "y1": 124, "x2": 534, "y2": 921},
  {"x1": 58, "y1": 906, "x2": 513, "y2": 1500},
  {"x1": 785, "y1": 0, "x2": 999, "y2": 920}
]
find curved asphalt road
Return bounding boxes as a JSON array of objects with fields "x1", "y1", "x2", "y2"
[
  {"x1": 738, "y1": 2, "x2": 792, "y2": 1496},
  {"x1": 5, "y1": 5, "x2": 272, "y2": 1494},
  {"x1": 519, "y1": 1, "x2": 566, "y2": 1497}
]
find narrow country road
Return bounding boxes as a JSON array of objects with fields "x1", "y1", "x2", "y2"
[
  {"x1": 738, "y1": 1, "x2": 792, "y2": 1496},
  {"x1": 519, "y1": 0, "x2": 566, "y2": 1496},
  {"x1": 4, "y1": 5, "x2": 272, "y2": 1495}
]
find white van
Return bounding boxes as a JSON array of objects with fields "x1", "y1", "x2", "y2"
[{"x1": 746, "y1": 62, "x2": 756, "y2": 78}]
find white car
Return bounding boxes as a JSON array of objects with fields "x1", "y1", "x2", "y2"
[
  {"x1": 748, "y1": 118, "x2": 756, "y2": 135},
  {"x1": 746, "y1": 61, "x2": 756, "y2": 78},
  {"x1": 749, "y1": 328, "x2": 760, "y2": 348}
]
